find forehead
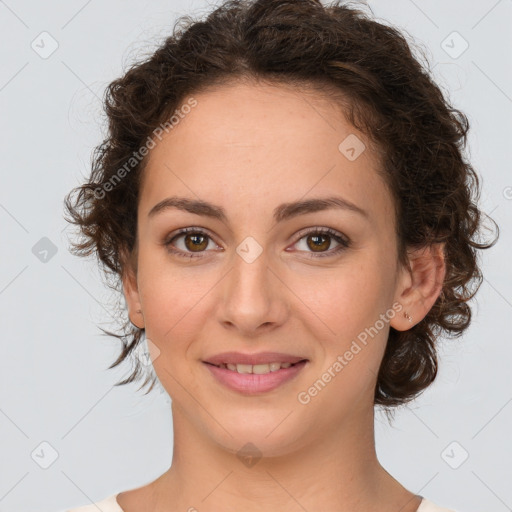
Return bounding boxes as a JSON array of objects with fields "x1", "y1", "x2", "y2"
[
  {"x1": 152, "y1": 80, "x2": 366, "y2": 156},
  {"x1": 139, "y1": 81, "x2": 394, "y2": 226}
]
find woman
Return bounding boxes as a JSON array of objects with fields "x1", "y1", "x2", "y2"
[{"x1": 63, "y1": 0, "x2": 498, "y2": 510}]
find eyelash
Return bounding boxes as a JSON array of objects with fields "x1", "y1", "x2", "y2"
[{"x1": 163, "y1": 227, "x2": 351, "y2": 260}]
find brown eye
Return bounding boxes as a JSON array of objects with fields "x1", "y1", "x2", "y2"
[
  {"x1": 183, "y1": 233, "x2": 209, "y2": 252},
  {"x1": 164, "y1": 228, "x2": 218, "y2": 258},
  {"x1": 293, "y1": 228, "x2": 351, "y2": 258},
  {"x1": 306, "y1": 233, "x2": 331, "y2": 252}
]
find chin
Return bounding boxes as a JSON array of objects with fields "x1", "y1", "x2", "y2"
[{"x1": 205, "y1": 412, "x2": 311, "y2": 460}]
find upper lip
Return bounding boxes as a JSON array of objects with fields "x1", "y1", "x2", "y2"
[{"x1": 203, "y1": 351, "x2": 308, "y2": 366}]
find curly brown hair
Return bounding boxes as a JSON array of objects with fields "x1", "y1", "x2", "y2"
[{"x1": 64, "y1": 0, "x2": 498, "y2": 410}]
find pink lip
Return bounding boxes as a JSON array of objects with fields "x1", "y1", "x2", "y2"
[
  {"x1": 204, "y1": 351, "x2": 307, "y2": 366},
  {"x1": 203, "y1": 360, "x2": 308, "y2": 395}
]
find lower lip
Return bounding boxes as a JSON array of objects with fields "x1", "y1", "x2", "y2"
[{"x1": 203, "y1": 361, "x2": 308, "y2": 395}]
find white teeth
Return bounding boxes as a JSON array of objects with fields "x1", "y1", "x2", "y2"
[
  {"x1": 252, "y1": 364, "x2": 270, "y2": 374},
  {"x1": 236, "y1": 364, "x2": 253, "y2": 374},
  {"x1": 218, "y1": 361, "x2": 298, "y2": 374}
]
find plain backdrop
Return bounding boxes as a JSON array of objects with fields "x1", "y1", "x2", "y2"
[{"x1": 0, "y1": 1, "x2": 511, "y2": 511}]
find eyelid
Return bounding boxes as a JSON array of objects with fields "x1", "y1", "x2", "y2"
[
  {"x1": 163, "y1": 226, "x2": 350, "y2": 258},
  {"x1": 163, "y1": 226, "x2": 222, "y2": 251},
  {"x1": 289, "y1": 227, "x2": 350, "y2": 257}
]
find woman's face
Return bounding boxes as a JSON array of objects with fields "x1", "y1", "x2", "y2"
[{"x1": 124, "y1": 81, "x2": 410, "y2": 456}]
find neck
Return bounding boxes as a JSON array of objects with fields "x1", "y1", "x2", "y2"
[{"x1": 148, "y1": 402, "x2": 420, "y2": 512}]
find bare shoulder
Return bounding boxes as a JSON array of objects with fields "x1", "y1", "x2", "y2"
[
  {"x1": 417, "y1": 497, "x2": 459, "y2": 512},
  {"x1": 65, "y1": 493, "x2": 123, "y2": 512},
  {"x1": 116, "y1": 481, "x2": 159, "y2": 512}
]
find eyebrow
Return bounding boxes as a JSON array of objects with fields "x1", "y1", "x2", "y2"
[{"x1": 147, "y1": 195, "x2": 369, "y2": 223}]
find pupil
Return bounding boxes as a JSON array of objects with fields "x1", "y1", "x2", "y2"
[
  {"x1": 187, "y1": 234, "x2": 207, "y2": 251},
  {"x1": 308, "y1": 234, "x2": 330, "y2": 251}
]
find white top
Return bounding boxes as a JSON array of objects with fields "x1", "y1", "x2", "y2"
[{"x1": 65, "y1": 493, "x2": 459, "y2": 511}]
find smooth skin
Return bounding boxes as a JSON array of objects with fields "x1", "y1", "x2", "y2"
[{"x1": 119, "y1": 79, "x2": 446, "y2": 512}]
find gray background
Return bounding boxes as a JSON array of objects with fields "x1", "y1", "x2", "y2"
[{"x1": 0, "y1": 1, "x2": 511, "y2": 511}]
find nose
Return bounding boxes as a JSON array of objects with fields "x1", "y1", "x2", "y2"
[{"x1": 217, "y1": 249, "x2": 288, "y2": 336}]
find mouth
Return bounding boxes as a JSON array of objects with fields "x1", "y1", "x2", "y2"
[
  {"x1": 203, "y1": 360, "x2": 308, "y2": 375},
  {"x1": 202, "y1": 358, "x2": 309, "y2": 395}
]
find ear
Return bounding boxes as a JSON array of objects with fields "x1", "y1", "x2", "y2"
[
  {"x1": 390, "y1": 243, "x2": 446, "y2": 331},
  {"x1": 121, "y1": 249, "x2": 145, "y2": 330}
]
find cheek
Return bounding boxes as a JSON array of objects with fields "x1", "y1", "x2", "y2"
[
  {"x1": 137, "y1": 263, "x2": 209, "y2": 398},
  {"x1": 140, "y1": 276, "x2": 207, "y2": 345},
  {"x1": 136, "y1": 249, "x2": 204, "y2": 344},
  {"x1": 304, "y1": 256, "x2": 394, "y2": 367},
  {"x1": 303, "y1": 259, "x2": 386, "y2": 326}
]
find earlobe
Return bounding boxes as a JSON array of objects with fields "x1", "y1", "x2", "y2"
[
  {"x1": 391, "y1": 243, "x2": 446, "y2": 331},
  {"x1": 122, "y1": 264, "x2": 145, "y2": 330}
]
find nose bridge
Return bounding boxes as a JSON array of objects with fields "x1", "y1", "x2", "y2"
[{"x1": 219, "y1": 243, "x2": 286, "y2": 333}]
